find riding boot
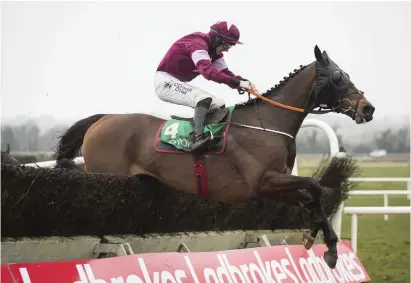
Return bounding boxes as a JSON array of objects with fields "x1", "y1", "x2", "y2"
[{"x1": 191, "y1": 98, "x2": 212, "y2": 153}]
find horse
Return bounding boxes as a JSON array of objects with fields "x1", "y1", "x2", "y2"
[
  {"x1": 53, "y1": 45, "x2": 375, "y2": 269},
  {"x1": 1, "y1": 144, "x2": 21, "y2": 166}
]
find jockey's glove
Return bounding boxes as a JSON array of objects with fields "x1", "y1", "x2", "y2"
[{"x1": 239, "y1": 80, "x2": 257, "y2": 91}]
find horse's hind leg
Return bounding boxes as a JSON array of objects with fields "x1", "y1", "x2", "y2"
[{"x1": 259, "y1": 171, "x2": 338, "y2": 269}]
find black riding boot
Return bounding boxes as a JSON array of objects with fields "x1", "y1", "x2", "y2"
[{"x1": 191, "y1": 98, "x2": 212, "y2": 153}]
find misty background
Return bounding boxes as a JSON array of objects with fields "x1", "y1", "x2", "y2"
[{"x1": 1, "y1": 1, "x2": 410, "y2": 160}]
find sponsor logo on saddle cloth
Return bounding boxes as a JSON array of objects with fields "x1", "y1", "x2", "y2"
[{"x1": 159, "y1": 106, "x2": 235, "y2": 152}]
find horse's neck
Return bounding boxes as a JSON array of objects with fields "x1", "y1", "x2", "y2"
[{"x1": 236, "y1": 63, "x2": 315, "y2": 138}]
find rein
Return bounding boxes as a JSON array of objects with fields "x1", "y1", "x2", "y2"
[
  {"x1": 240, "y1": 89, "x2": 306, "y2": 113},
  {"x1": 241, "y1": 88, "x2": 365, "y2": 119},
  {"x1": 231, "y1": 84, "x2": 365, "y2": 139}
]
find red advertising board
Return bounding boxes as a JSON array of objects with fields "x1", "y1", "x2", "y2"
[{"x1": 1, "y1": 241, "x2": 370, "y2": 283}]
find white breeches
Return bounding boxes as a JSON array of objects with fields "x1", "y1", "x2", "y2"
[{"x1": 154, "y1": 71, "x2": 225, "y2": 111}]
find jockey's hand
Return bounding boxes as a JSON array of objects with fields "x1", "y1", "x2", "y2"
[{"x1": 239, "y1": 80, "x2": 256, "y2": 91}]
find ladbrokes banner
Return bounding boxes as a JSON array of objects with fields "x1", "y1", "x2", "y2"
[{"x1": 1, "y1": 241, "x2": 370, "y2": 283}]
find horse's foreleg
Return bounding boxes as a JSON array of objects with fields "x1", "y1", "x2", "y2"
[
  {"x1": 303, "y1": 193, "x2": 338, "y2": 268},
  {"x1": 259, "y1": 170, "x2": 339, "y2": 269}
]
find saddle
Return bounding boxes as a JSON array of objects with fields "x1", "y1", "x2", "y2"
[
  {"x1": 154, "y1": 106, "x2": 235, "y2": 155},
  {"x1": 170, "y1": 107, "x2": 230, "y2": 125}
]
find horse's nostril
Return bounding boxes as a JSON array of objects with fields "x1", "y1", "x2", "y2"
[{"x1": 364, "y1": 104, "x2": 375, "y2": 116}]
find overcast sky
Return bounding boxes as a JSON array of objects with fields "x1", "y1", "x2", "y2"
[{"x1": 1, "y1": 1, "x2": 410, "y2": 123}]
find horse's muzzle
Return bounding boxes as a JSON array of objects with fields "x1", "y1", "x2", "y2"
[{"x1": 362, "y1": 102, "x2": 375, "y2": 122}]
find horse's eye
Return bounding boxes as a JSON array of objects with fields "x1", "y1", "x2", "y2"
[{"x1": 332, "y1": 71, "x2": 342, "y2": 84}]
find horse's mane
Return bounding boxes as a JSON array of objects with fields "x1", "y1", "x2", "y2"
[{"x1": 235, "y1": 63, "x2": 308, "y2": 108}]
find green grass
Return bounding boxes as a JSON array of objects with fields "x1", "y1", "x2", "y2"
[{"x1": 300, "y1": 161, "x2": 410, "y2": 283}]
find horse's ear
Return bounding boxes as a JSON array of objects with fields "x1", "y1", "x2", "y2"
[
  {"x1": 6, "y1": 144, "x2": 10, "y2": 154},
  {"x1": 322, "y1": 50, "x2": 329, "y2": 58},
  {"x1": 314, "y1": 45, "x2": 322, "y2": 61},
  {"x1": 314, "y1": 45, "x2": 328, "y2": 65}
]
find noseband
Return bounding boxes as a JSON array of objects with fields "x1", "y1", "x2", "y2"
[{"x1": 331, "y1": 90, "x2": 366, "y2": 121}]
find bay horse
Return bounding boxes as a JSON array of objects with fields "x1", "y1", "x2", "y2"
[{"x1": 54, "y1": 45, "x2": 375, "y2": 269}]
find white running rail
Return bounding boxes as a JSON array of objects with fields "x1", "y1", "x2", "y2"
[
  {"x1": 349, "y1": 177, "x2": 411, "y2": 200},
  {"x1": 291, "y1": 118, "x2": 342, "y2": 176},
  {"x1": 348, "y1": 190, "x2": 410, "y2": 221},
  {"x1": 344, "y1": 206, "x2": 411, "y2": 253},
  {"x1": 332, "y1": 177, "x2": 411, "y2": 239},
  {"x1": 24, "y1": 156, "x2": 85, "y2": 168}
]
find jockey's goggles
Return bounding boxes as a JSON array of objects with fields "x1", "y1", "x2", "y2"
[{"x1": 222, "y1": 41, "x2": 234, "y2": 50}]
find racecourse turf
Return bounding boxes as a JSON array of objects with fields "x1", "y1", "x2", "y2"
[{"x1": 300, "y1": 159, "x2": 410, "y2": 283}]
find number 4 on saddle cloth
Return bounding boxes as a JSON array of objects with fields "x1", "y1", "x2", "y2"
[{"x1": 154, "y1": 106, "x2": 235, "y2": 155}]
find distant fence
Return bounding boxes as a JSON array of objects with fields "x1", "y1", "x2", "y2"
[
  {"x1": 8, "y1": 151, "x2": 55, "y2": 163},
  {"x1": 332, "y1": 177, "x2": 410, "y2": 239},
  {"x1": 9, "y1": 151, "x2": 54, "y2": 155},
  {"x1": 348, "y1": 177, "x2": 411, "y2": 202},
  {"x1": 349, "y1": 190, "x2": 410, "y2": 220},
  {"x1": 344, "y1": 206, "x2": 411, "y2": 253}
]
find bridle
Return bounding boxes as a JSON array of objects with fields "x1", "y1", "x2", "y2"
[
  {"x1": 330, "y1": 90, "x2": 367, "y2": 123},
  {"x1": 237, "y1": 80, "x2": 366, "y2": 121}
]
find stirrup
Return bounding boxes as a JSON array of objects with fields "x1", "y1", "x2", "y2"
[{"x1": 191, "y1": 134, "x2": 211, "y2": 153}]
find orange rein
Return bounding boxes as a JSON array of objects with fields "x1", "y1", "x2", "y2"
[{"x1": 246, "y1": 89, "x2": 306, "y2": 113}]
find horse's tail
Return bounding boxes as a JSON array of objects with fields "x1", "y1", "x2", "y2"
[
  {"x1": 311, "y1": 154, "x2": 360, "y2": 218},
  {"x1": 54, "y1": 114, "x2": 106, "y2": 169}
]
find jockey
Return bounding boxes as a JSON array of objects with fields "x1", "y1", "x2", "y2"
[{"x1": 154, "y1": 21, "x2": 256, "y2": 153}]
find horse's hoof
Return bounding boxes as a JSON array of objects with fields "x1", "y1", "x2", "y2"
[
  {"x1": 323, "y1": 251, "x2": 338, "y2": 269},
  {"x1": 302, "y1": 232, "x2": 315, "y2": 250}
]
